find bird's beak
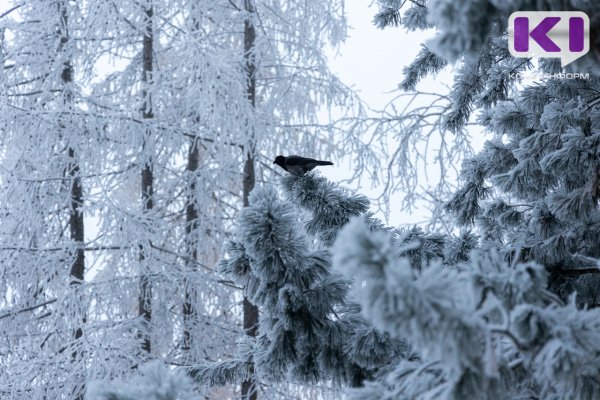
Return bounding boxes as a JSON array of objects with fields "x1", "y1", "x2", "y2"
[{"x1": 273, "y1": 161, "x2": 276, "y2": 164}]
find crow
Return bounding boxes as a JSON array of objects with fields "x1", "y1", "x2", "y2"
[{"x1": 273, "y1": 155, "x2": 333, "y2": 176}]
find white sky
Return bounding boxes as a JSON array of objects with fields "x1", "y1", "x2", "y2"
[
  {"x1": 329, "y1": 2, "x2": 432, "y2": 108},
  {"x1": 323, "y1": 2, "x2": 464, "y2": 226}
]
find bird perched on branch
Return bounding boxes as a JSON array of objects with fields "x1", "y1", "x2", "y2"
[{"x1": 273, "y1": 155, "x2": 333, "y2": 176}]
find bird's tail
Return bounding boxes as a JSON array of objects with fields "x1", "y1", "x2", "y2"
[{"x1": 316, "y1": 160, "x2": 333, "y2": 166}]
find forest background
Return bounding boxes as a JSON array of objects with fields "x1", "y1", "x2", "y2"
[{"x1": 2, "y1": 1, "x2": 600, "y2": 400}]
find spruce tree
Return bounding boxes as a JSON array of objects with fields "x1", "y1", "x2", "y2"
[
  {"x1": 193, "y1": 174, "x2": 409, "y2": 397},
  {"x1": 333, "y1": 214, "x2": 600, "y2": 399},
  {"x1": 187, "y1": 170, "x2": 470, "y2": 392},
  {"x1": 370, "y1": 2, "x2": 600, "y2": 298},
  {"x1": 191, "y1": 2, "x2": 600, "y2": 397},
  {"x1": 327, "y1": 1, "x2": 600, "y2": 398}
]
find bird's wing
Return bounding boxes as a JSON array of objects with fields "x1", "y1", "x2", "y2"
[{"x1": 285, "y1": 155, "x2": 318, "y2": 166}]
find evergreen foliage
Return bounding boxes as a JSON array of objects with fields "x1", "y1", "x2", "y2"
[
  {"x1": 87, "y1": 361, "x2": 194, "y2": 400},
  {"x1": 281, "y1": 173, "x2": 384, "y2": 245},
  {"x1": 195, "y1": 0, "x2": 600, "y2": 395},
  {"x1": 195, "y1": 169, "x2": 600, "y2": 399},
  {"x1": 192, "y1": 170, "x2": 491, "y2": 397},
  {"x1": 197, "y1": 177, "x2": 408, "y2": 395},
  {"x1": 4, "y1": 0, "x2": 600, "y2": 398},
  {"x1": 334, "y1": 216, "x2": 600, "y2": 399},
  {"x1": 344, "y1": 0, "x2": 600, "y2": 398},
  {"x1": 378, "y1": 0, "x2": 600, "y2": 301}
]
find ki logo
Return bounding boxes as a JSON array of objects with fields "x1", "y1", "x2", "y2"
[{"x1": 508, "y1": 11, "x2": 589, "y2": 67}]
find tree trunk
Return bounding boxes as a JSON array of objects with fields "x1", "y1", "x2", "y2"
[
  {"x1": 242, "y1": 1, "x2": 259, "y2": 399},
  {"x1": 182, "y1": 6, "x2": 203, "y2": 360},
  {"x1": 59, "y1": 3, "x2": 85, "y2": 399},
  {"x1": 138, "y1": 0, "x2": 154, "y2": 357},
  {"x1": 183, "y1": 136, "x2": 199, "y2": 354}
]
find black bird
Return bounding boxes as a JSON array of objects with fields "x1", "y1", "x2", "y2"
[{"x1": 273, "y1": 155, "x2": 333, "y2": 176}]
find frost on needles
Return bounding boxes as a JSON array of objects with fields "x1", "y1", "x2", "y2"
[
  {"x1": 361, "y1": 0, "x2": 600, "y2": 398},
  {"x1": 87, "y1": 361, "x2": 194, "y2": 400},
  {"x1": 193, "y1": 172, "x2": 600, "y2": 400},
  {"x1": 98, "y1": 170, "x2": 600, "y2": 399},
  {"x1": 195, "y1": 174, "x2": 407, "y2": 394},
  {"x1": 332, "y1": 210, "x2": 600, "y2": 398}
]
